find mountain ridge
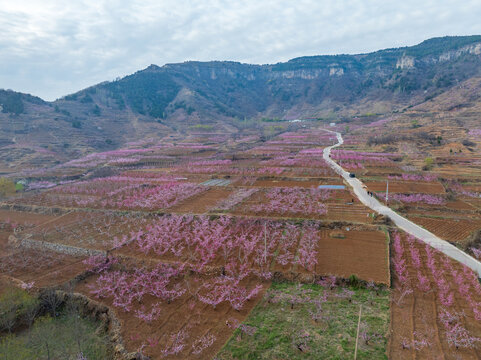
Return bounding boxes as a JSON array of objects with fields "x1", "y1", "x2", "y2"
[
  {"x1": 5, "y1": 35, "x2": 481, "y2": 102},
  {"x1": 2, "y1": 35, "x2": 481, "y2": 171}
]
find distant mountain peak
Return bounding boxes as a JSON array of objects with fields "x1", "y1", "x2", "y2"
[{"x1": 145, "y1": 64, "x2": 161, "y2": 71}]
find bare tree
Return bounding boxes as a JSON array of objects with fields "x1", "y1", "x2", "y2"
[
  {"x1": 0, "y1": 303, "x2": 17, "y2": 333},
  {"x1": 41, "y1": 289, "x2": 62, "y2": 318},
  {"x1": 23, "y1": 296, "x2": 40, "y2": 329}
]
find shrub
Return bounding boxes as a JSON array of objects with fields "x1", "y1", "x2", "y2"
[
  {"x1": 0, "y1": 90, "x2": 24, "y2": 114},
  {"x1": 190, "y1": 124, "x2": 213, "y2": 130},
  {"x1": 348, "y1": 274, "x2": 361, "y2": 289},
  {"x1": 423, "y1": 157, "x2": 434, "y2": 170},
  {"x1": 0, "y1": 178, "x2": 16, "y2": 197},
  {"x1": 0, "y1": 287, "x2": 38, "y2": 332},
  {"x1": 462, "y1": 139, "x2": 476, "y2": 147},
  {"x1": 0, "y1": 312, "x2": 110, "y2": 359},
  {"x1": 80, "y1": 94, "x2": 93, "y2": 103},
  {"x1": 92, "y1": 105, "x2": 101, "y2": 116}
]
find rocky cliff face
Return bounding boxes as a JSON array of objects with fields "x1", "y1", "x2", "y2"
[
  {"x1": 109, "y1": 36, "x2": 481, "y2": 111},
  {"x1": 396, "y1": 56, "x2": 415, "y2": 70}
]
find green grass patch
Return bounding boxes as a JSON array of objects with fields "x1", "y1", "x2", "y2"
[
  {"x1": 0, "y1": 312, "x2": 111, "y2": 360},
  {"x1": 190, "y1": 124, "x2": 213, "y2": 130},
  {"x1": 217, "y1": 282, "x2": 390, "y2": 360}
]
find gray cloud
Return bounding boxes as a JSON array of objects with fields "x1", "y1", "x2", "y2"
[{"x1": 1, "y1": 0, "x2": 481, "y2": 100}]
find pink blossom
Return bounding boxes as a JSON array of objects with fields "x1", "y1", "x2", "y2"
[
  {"x1": 250, "y1": 187, "x2": 330, "y2": 216},
  {"x1": 381, "y1": 193, "x2": 446, "y2": 205},
  {"x1": 192, "y1": 334, "x2": 216, "y2": 355},
  {"x1": 388, "y1": 173, "x2": 437, "y2": 182}
]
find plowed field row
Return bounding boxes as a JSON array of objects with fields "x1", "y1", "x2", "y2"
[
  {"x1": 389, "y1": 234, "x2": 481, "y2": 359},
  {"x1": 408, "y1": 215, "x2": 481, "y2": 246}
]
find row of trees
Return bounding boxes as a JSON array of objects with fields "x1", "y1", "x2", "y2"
[{"x1": 392, "y1": 233, "x2": 481, "y2": 350}]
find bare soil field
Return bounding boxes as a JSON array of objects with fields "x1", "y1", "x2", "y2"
[
  {"x1": 465, "y1": 198, "x2": 481, "y2": 210},
  {"x1": 0, "y1": 246, "x2": 86, "y2": 287},
  {"x1": 316, "y1": 228, "x2": 389, "y2": 284},
  {"x1": 366, "y1": 180, "x2": 446, "y2": 194},
  {"x1": 388, "y1": 233, "x2": 481, "y2": 360},
  {"x1": 0, "y1": 209, "x2": 58, "y2": 226},
  {"x1": 443, "y1": 200, "x2": 479, "y2": 211},
  {"x1": 23, "y1": 211, "x2": 148, "y2": 251},
  {"x1": 407, "y1": 215, "x2": 481, "y2": 247},
  {"x1": 324, "y1": 204, "x2": 376, "y2": 224},
  {"x1": 75, "y1": 272, "x2": 266, "y2": 360},
  {"x1": 252, "y1": 179, "x2": 324, "y2": 188},
  {"x1": 169, "y1": 187, "x2": 232, "y2": 214}
]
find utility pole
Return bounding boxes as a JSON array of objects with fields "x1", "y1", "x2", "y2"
[
  {"x1": 354, "y1": 304, "x2": 362, "y2": 360},
  {"x1": 386, "y1": 180, "x2": 389, "y2": 205},
  {"x1": 264, "y1": 222, "x2": 267, "y2": 264}
]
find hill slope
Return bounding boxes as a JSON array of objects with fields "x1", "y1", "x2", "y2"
[{"x1": 2, "y1": 35, "x2": 481, "y2": 172}]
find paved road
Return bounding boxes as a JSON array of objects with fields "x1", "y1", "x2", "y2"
[{"x1": 322, "y1": 129, "x2": 481, "y2": 277}]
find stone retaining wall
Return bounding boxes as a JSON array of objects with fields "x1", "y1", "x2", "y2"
[{"x1": 20, "y1": 237, "x2": 106, "y2": 257}]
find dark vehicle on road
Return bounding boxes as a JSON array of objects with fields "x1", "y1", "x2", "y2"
[{"x1": 349, "y1": 173, "x2": 356, "y2": 178}]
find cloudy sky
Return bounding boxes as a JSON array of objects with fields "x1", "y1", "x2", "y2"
[{"x1": 1, "y1": 0, "x2": 481, "y2": 101}]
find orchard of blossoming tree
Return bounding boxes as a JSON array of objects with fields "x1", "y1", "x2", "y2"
[{"x1": 2, "y1": 36, "x2": 481, "y2": 359}]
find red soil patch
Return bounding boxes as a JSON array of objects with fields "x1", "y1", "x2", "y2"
[
  {"x1": 316, "y1": 229, "x2": 389, "y2": 284},
  {"x1": 75, "y1": 273, "x2": 266, "y2": 360},
  {"x1": 26, "y1": 212, "x2": 148, "y2": 251},
  {"x1": 324, "y1": 204, "x2": 375, "y2": 224},
  {"x1": 253, "y1": 179, "x2": 323, "y2": 188},
  {"x1": 271, "y1": 228, "x2": 389, "y2": 284},
  {"x1": 444, "y1": 200, "x2": 478, "y2": 211},
  {"x1": 0, "y1": 209, "x2": 57, "y2": 226},
  {"x1": 0, "y1": 246, "x2": 87, "y2": 288},
  {"x1": 407, "y1": 215, "x2": 481, "y2": 247},
  {"x1": 169, "y1": 187, "x2": 232, "y2": 214},
  {"x1": 401, "y1": 199, "x2": 477, "y2": 212},
  {"x1": 8, "y1": 192, "x2": 99, "y2": 208},
  {"x1": 366, "y1": 180, "x2": 446, "y2": 194},
  {"x1": 464, "y1": 184, "x2": 481, "y2": 192},
  {"x1": 434, "y1": 166, "x2": 481, "y2": 178},
  {"x1": 388, "y1": 234, "x2": 481, "y2": 359},
  {"x1": 465, "y1": 198, "x2": 481, "y2": 210},
  {"x1": 325, "y1": 189, "x2": 363, "y2": 204}
]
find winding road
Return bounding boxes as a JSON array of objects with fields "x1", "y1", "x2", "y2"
[{"x1": 322, "y1": 129, "x2": 481, "y2": 277}]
